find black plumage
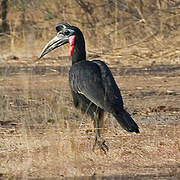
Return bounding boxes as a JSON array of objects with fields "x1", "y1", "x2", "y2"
[{"x1": 39, "y1": 23, "x2": 139, "y2": 153}]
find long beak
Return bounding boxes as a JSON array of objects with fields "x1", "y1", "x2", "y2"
[{"x1": 39, "y1": 34, "x2": 69, "y2": 59}]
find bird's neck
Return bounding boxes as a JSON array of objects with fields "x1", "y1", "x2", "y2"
[
  {"x1": 69, "y1": 35, "x2": 86, "y2": 65},
  {"x1": 72, "y1": 45, "x2": 86, "y2": 64}
]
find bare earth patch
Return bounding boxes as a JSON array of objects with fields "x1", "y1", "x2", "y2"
[{"x1": 0, "y1": 59, "x2": 180, "y2": 179}]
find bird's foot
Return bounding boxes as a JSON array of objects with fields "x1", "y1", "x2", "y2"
[{"x1": 93, "y1": 137, "x2": 109, "y2": 154}]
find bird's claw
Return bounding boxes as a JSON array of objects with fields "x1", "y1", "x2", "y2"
[{"x1": 93, "y1": 138, "x2": 109, "y2": 154}]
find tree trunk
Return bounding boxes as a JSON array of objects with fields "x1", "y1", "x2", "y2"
[{"x1": 0, "y1": 0, "x2": 10, "y2": 33}]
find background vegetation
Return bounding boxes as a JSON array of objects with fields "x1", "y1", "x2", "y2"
[
  {"x1": 0, "y1": 0, "x2": 180, "y2": 179},
  {"x1": 0, "y1": 0, "x2": 180, "y2": 63}
]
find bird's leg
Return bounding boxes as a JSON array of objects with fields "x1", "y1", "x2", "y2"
[{"x1": 93, "y1": 111, "x2": 109, "y2": 154}]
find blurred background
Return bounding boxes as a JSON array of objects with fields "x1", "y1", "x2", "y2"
[{"x1": 0, "y1": 0, "x2": 179, "y2": 65}]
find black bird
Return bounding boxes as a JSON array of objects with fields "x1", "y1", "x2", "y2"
[{"x1": 39, "y1": 23, "x2": 139, "y2": 153}]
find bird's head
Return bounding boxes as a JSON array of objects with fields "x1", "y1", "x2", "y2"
[{"x1": 39, "y1": 23, "x2": 84, "y2": 59}]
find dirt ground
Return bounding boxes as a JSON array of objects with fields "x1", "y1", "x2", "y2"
[{"x1": 0, "y1": 56, "x2": 180, "y2": 179}]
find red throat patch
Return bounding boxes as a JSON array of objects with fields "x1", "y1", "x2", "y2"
[{"x1": 68, "y1": 35, "x2": 75, "y2": 56}]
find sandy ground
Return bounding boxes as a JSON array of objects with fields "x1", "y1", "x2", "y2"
[{"x1": 0, "y1": 57, "x2": 180, "y2": 179}]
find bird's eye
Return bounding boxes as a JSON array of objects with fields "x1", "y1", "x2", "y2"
[{"x1": 64, "y1": 30, "x2": 70, "y2": 36}]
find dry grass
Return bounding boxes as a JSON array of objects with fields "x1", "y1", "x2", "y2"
[
  {"x1": 1, "y1": 0, "x2": 179, "y2": 67},
  {"x1": 0, "y1": 73, "x2": 180, "y2": 178},
  {"x1": 1, "y1": 123, "x2": 180, "y2": 178}
]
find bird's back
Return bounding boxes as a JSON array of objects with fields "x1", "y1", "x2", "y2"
[{"x1": 69, "y1": 60, "x2": 123, "y2": 112}]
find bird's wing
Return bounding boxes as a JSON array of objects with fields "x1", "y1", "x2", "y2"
[
  {"x1": 69, "y1": 60, "x2": 123, "y2": 112},
  {"x1": 92, "y1": 60, "x2": 124, "y2": 110},
  {"x1": 69, "y1": 61, "x2": 105, "y2": 109}
]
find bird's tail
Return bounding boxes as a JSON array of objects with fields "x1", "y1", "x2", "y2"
[{"x1": 113, "y1": 109, "x2": 140, "y2": 133}]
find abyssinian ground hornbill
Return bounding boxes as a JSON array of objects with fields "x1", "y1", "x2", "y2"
[{"x1": 39, "y1": 23, "x2": 139, "y2": 153}]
